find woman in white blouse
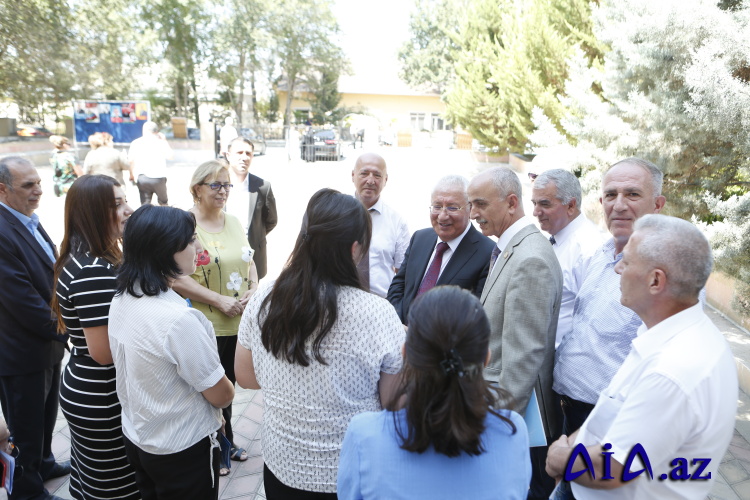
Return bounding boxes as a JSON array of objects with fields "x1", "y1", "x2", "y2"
[
  {"x1": 109, "y1": 205, "x2": 235, "y2": 500},
  {"x1": 235, "y1": 188, "x2": 405, "y2": 499}
]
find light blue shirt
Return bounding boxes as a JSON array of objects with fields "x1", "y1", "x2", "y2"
[
  {"x1": 552, "y1": 238, "x2": 642, "y2": 404},
  {"x1": 338, "y1": 409, "x2": 531, "y2": 500},
  {"x1": 0, "y1": 201, "x2": 55, "y2": 263}
]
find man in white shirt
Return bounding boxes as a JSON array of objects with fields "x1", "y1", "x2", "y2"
[
  {"x1": 386, "y1": 175, "x2": 495, "y2": 324},
  {"x1": 546, "y1": 214, "x2": 737, "y2": 499},
  {"x1": 531, "y1": 169, "x2": 606, "y2": 348},
  {"x1": 352, "y1": 153, "x2": 409, "y2": 297},
  {"x1": 128, "y1": 120, "x2": 173, "y2": 206},
  {"x1": 468, "y1": 166, "x2": 563, "y2": 499}
]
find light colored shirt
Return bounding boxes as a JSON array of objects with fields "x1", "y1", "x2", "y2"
[
  {"x1": 238, "y1": 282, "x2": 405, "y2": 493},
  {"x1": 109, "y1": 288, "x2": 224, "y2": 454},
  {"x1": 128, "y1": 134, "x2": 172, "y2": 179},
  {"x1": 549, "y1": 215, "x2": 606, "y2": 347},
  {"x1": 367, "y1": 198, "x2": 410, "y2": 297},
  {"x1": 225, "y1": 174, "x2": 250, "y2": 231},
  {"x1": 420, "y1": 222, "x2": 471, "y2": 282},
  {"x1": 489, "y1": 215, "x2": 536, "y2": 279},
  {"x1": 553, "y1": 238, "x2": 642, "y2": 404},
  {"x1": 0, "y1": 202, "x2": 55, "y2": 262},
  {"x1": 191, "y1": 213, "x2": 251, "y2": 336},
  {"x1": 338, "y1": 409, "x2": 531, "y2": 500},
  {"x1": 572, "y1": 303, "x2": 737, "y2": 499},
  {"x1": 84, "y1": 146, "x2": 131, "y2": 185}
]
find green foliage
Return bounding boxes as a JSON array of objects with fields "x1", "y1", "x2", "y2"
[
  {"x1": 307, "y1": 69, "x2": 342, "y2": 125},
  {"x1": 398, "y1": 0, "x2": 466, "y2": 92},
  {"x1": 530, "y1": 0, "x2": 750, "y2": 315},
  {"x1": 142, "y1": 88, "x2": 176, "y2": 129},
  {"x1": 442, "y1": 0, "x2": 602, "y2": 152}
]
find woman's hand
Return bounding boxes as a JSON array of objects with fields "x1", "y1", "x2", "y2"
[
  {"x1": 238, "y1": 288, "x2": 255, "y2": 307},
  {"x1": 215, "y1": 295, "x2": 243, "y2": 318}
]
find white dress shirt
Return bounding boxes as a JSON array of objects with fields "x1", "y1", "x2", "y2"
[
  {"x1": 420, "y1": 222, "x2": 471, "y2": 281},
  {"x1": 367, "y1": 198, "x2": 410, "y2": 297},
  {"x1": 550, "y1": 215, "x2": 606, "y2": 347},
  {"x1": 572, "y1": 303, "x2": 737, "y2": 499}
]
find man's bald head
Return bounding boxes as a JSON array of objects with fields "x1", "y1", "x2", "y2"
[{"x1": 352, "y1": 153, "x2": 388, "y2": 209}]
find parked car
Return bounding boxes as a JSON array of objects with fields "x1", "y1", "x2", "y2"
[
  {"x1": 239, "y1": 127, "x2": 267, "y2": 155},
  {"x1": 16, "y1": 125, "x2": 52, "y2": 137},
  {"x1": 300, "y1": 129, "x2": 341, "y2": 162}
]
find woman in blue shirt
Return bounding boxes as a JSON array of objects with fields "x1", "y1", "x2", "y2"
[{"x1": 338, "y1": 286, "x2": 531, "y2": 500}]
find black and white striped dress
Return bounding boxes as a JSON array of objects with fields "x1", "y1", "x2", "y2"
[{"x1": 57, "y1": 253, "x2": 140, "y2": 500}]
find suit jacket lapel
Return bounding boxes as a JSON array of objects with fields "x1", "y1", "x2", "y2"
[
  {"x1": 413, "y1": 233, "x2": 436, "y2": 281},
  {"x1": 438, "y1": 227, "x2": 476, "y2": 285},
  {"x1": 480, "y1": 225, "x2": 536, "y2": 303},
  {"x1": 0, "y1": 207, "x2": 55, "y2": 270},
  {"x1": 247, "y1": 174, "x2": 260, "y2": 225}
]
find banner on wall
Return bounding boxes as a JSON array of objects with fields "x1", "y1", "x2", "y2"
[{"x1": 72, "y1": 100, "x2": 151, "y2": 144}]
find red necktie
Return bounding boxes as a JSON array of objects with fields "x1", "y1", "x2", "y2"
[{"x1": 417, "y1": 242, "x2": 449, "y2": 296}]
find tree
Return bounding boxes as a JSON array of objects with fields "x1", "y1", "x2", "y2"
[
  {"x1": 141, "y1": 0, "x2": 209, "y2": 126},
  {"x1": 398, "y1": 0, "x2": 466, "y2": 93},
  {"x1": 270, "y1": 0, "x2": 347, "y2": 131},
  {"x1": 530, "y1": 0, "x2": 750, "y2": 314},
  {"x1": 443, "y1": 0, "x2": 602, "y2": 152},
  {"x1": 307, "y1": 68, "x2": 342, "y2": 125},
  {"x1": 0, "y1": 0, "x2": 76, "y2": 123}
]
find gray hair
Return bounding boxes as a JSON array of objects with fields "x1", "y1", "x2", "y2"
[
  {"x1": 0, "y1": 156, "x2": 31, "y2": 190},
  {"x1": 605, "y1": 157, "x2": 664, "y2": 196},
  {"x1": 432, "y1": 175, "x2": 469, "y2": 202},
  {"x1": 633, "y1": 214, "x2": 712, "y2": 300},
  {"x1": 142, "y1": 120, "x2": 159, "y2": 135},
  {"x1": 534, "y1": 169, "x2": 581, "y2": 207},
  {"x1": 484, "y1": 167, "x2": 522, "y2": 199}
]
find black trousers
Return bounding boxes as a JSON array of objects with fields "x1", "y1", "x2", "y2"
[
  {"x1": 263, "y1": 464, "x2": 337, "y2": 500},
  {"x1": 136, "y1": 175, "x2": 168, "y2": 206},
  {"x1": 0, "y1": 363, "x2": 61, "y2": 500},
  {"x1": 216, "y1": 336, "x2": 237, "y2": 449},
  {"x1": 123, "y1": 434, "x2": 220, "y2": 500},
  {"x1": 560, "y1": 394, "x2": 596, "y2": 437}
]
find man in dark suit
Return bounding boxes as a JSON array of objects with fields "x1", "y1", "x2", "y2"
[
  {"x1": 226, "y1": 137, "x2": 278, "y2": 280},
  {"x1": 387, "y1": 175, "x2": 495, "y2": 324},
  {"x1": 0, "y1": 157, "x2": 69, "y2": 500},
  {"x1": 468, "y1": 166, "x2": 562, "y2": 500}
]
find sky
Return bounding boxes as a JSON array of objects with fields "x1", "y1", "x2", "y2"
[{"x1": 331, "y1": 0, "x2": 418, "y2": 94}]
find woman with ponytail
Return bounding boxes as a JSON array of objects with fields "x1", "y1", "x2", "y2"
[
  {"x1": 337, "y1": 285, "x2": 531, "y2": 500},
  {"x1": 235, "y1": 188, "x2": 405, "y2": 499}
]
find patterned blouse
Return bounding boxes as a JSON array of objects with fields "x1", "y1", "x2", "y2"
[{"x1": 238, "y1": 282, "x2": 405, "y2": 493}]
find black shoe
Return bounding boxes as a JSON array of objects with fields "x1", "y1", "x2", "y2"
[{"x1": 44, "y1": 460, "x2": 71, "y2": 480}]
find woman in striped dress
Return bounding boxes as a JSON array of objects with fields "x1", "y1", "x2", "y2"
[{"x1": 52, "y1": 175, "x2": 141, "y2": 500}]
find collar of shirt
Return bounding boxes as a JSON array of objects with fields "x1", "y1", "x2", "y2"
[
  {"x1": 597, "y1": 237, "x2": 619, "y2": 262},
  {"x1": 551, "y1": 213, "x2": 587, "y2": 247},
  {"x1": 0, "y1": 201, "x2": 34, "y2": 227},
  {"x1": 437, "y1": 222, "x2": 471, "y2": 252},
  {"x1": 631, "y1": 301, "x2": 703, "y2": 358},
  {"x1": 496, "y1": 215, "x2": 535, "y2": 253},
  {"x1": 367, "y1": 196, "x2": 384, "y2": 214}
]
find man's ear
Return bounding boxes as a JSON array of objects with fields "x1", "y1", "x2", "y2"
[{"x1": 649, "y1": 268, "x2": 668, "y2": 295}]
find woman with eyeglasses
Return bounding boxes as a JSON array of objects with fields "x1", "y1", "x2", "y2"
[
  {"x1": 172, "y1": 159, "x2": 258, "y2": 475},
  {"x1": 337, "y1": 286, "x2": 531, "y2": 500}
]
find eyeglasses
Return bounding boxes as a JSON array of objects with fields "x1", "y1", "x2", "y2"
[
  {"x1": 201, "y1": 182, "x2": 233, "y2": 191},
  {"x1": 429, "y1": 204, "x2": 467, "y2": 214},
  {"x1": 528, "y1": 172, "x2": 538, "y2": 181}
]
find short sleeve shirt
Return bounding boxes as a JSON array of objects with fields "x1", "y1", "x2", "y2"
[{"x1": 238, "y1": 282, "x2": 405, "y2": 492}]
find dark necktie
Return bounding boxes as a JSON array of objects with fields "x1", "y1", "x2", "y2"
[
  {"x1": 549, "y1": 235, "x2": 556, "y2": 245},
  {"x1": 417, "y1": 242, "x2": 449, "y2": 296},
  {"x1": 488, "y1": 246, "x2": 502, "y2": 276}
]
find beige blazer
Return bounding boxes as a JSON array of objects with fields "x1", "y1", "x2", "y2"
[{"x1": 480, "y1": 224, "x2": 562, "y2": 440}]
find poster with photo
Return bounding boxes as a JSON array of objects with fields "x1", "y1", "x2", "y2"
[
  {"x1": 99, "y1": 103, "x2": 110, "y2": 115},
  {"x1": 74, "y1": 102, "x2": 87, "y2": 120},
  {"x1": 110, "y1": 104, "x2": 123, "y2": 123},
  {"x1": 85, "y1": 102, "x2": 99, "y2": 123},
  {"x1": 135, "y1": 102, "x2": 149, "y2": 121},
  {"x1": 121, "y1": 103, "x2": 136, "y2": 123}
]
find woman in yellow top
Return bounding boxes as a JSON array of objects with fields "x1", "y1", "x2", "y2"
[{"x1": 173, "y1": 159, "x2": 258, "y2": 474}]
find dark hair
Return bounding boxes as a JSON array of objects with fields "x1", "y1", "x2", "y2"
[
  {"x1": 116, "y1": 205, "x2": 196, "y2": 297},
  {"x1": 228, "y1": 136, "x2": 254, "y2": 152},
  {"x1": 390, "y1": 286, "x2": 516, "y2": 457},
  {"x1": 259, "y1": 188, "x2": 371, "y2": 366},
  {"x1": 52, "y1": 175, "x2": 123, "y2": 332}
]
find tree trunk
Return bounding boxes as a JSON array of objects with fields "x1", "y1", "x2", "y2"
[
  {"x1": 284, "y1": 73, "x2": 297, "y2": 137},
  {"x1": 237, "y1": 50, "x2": 246, "y2": 128}
]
